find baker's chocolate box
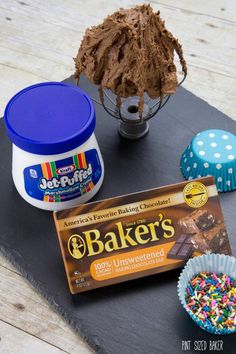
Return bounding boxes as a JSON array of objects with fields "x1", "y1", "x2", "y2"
[{"x1": 53, "y1": 177, "x2": 231, "y2": 294}]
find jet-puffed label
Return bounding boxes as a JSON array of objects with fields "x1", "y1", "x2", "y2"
[{"x1": 24, "y1": 149, "x2": 102, "y2": 202}]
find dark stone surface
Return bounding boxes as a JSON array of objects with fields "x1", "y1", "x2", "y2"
[{"x1": 0, "y1": 76, "x2": 236, "y2": 354}]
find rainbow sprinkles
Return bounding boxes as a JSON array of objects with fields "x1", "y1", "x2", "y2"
[{"x1": 185, "y1": 272, "x2": 236, "y2": 332}]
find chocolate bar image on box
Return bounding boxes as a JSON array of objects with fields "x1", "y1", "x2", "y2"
[
  {"x1": 167, "y1": 234, "x2": 193, "y2": 260},
  {"x1": 191, "y1": 223, "x2": 230, "y2": 254},
  {"x1": 179, "y1": 209, "x2": 215, "y2": 234}
]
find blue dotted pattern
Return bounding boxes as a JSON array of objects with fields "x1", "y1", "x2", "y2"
[
  {"x1": 192, "y1": 130, "x2": 236, "y2": 164},
  {"x1": 180, "y1": 129, "x2": 236, "y2": 192}
]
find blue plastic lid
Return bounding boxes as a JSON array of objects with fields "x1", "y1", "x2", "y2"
[{"x1": 4, "y1": 82, "x2": 95, "y2": 155}]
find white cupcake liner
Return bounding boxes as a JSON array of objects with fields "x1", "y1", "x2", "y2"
[{"x1": 177, "y1": 254, "x2": 236, "y2": 335}]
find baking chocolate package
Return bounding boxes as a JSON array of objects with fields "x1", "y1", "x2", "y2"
[{"x1": 53, "y1": 177, "x2": 231, "y2": 294}]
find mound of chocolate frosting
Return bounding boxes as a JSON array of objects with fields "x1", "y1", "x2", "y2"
[{"x1": 75, "y1": 4, "x2": 187, "y2": 111}]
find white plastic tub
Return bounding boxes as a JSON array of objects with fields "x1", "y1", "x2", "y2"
[{"x1": 4, "y1": 82, "x2": 104, "y2": 211}]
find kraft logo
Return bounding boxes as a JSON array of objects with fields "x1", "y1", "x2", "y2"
[{"x1": 56, "y1": 164, "x2": 75, "y2": 175}]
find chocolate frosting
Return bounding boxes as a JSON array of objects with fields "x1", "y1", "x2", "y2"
[{"x1": 75, "y1": 4, "x2": 187, "y2": 111}]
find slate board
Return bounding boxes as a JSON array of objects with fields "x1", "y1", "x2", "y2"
[{"x1": 1, "y1": 75, "x2": 236, "y2": 354}]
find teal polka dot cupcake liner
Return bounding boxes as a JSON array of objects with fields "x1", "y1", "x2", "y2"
[
  {"x1": 177, "y1": 254, "x2": 236, "y2": 335},
  {"x1": 180, "y1": 129, "x2": 236, "y2": 192}
]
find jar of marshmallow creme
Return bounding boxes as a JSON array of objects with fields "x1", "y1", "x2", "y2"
[{"x1": 4, "y1": 82, "x2": 104, "y2": 211}]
